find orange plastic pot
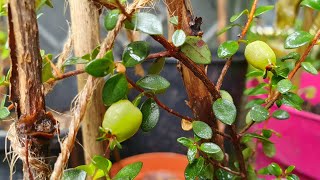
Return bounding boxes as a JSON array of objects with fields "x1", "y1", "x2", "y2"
[{"x1": 110, "y1": 152, "x2": 188, "y2": 179}]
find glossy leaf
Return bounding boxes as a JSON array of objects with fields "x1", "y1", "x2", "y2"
[
  {"x1": 220, "y1": 90, "x2": 233, "y2": 103},
  {"x1": 92, "y1": 155, "x2": 112, "y2": 174},
  {"x1": 244, "y1": 83, "x2": 268, "y2": 95},
  {"x1": 148, "y1": 57, "x2": 165, "y2": 74},
  {"x1": 285, "y1": 165, "x2": 295, "y2": 174},
  {"x1": 272, "y1": 109, "x2": 290, "y2": 120},
  {"x1": 242, "y1": 133, "x2": 273, "y2": 144},
  {"x1": 140, "y1": 98, "x2": 159, "y2": 132},
  {"x1": 262, "y1": 129, "x2": 272, "y2": 138},
  {"x1": 85, "y1": 51, "x2": 114, "y2": 77},
  {"x1": 254, "y1": 5, "x2": 274, "y2": 17},
  {"x1": 0, "y1": 107, "x2": 10, "y2": 120},
  {"x1": 212, "y1": 98, "x2": 237, "y2": 125},
  {"x1": 301, "y1": 62, "x2": 318, "y2": 75},
  {"x1": 177, "y1": 137, "x2": 194, "y2": 148},
  {"x1": 267, "y1": 163, "x2": 283, "y2": 177},
  {"x1": 262, "y1": 142, "x2": 276, "y2": 157},
  {"x1": 132, "y1": 12, "x2": 163, "y2": 35},
  {"x1": 169, "y1": 16, "x2": 178, "y2": 25},
  {"x1": 245, "y1": 112, "x2": 253, "y2": 125},
  {"x1": 242, "y1": 147, "x2": 253, "y2": 160},
  {"x1": 246, "y1": 70, "x2": 264, "y2": 78},
  {"x1": 250, "y1": 105, "x2": 269, "y2": 122},
  {"x1": 282, "y1": 92, "x2": 304, "y2": 110},
  {"x1": 136, "y1": 74, "x2": 170, "y2": 94},
  {"x1": 287, "y1": 174, "x2": 300, "y2": 180},
  {"x1": 300, "y1": 0, "x2": 320, "y2": 11},
  {"x1": 185, "y1": 157, "x2": 205, "y2": 180},
  {"x1": 230, "y1": 9, "x2": 248, "y2": 22},
  {"x1": 198, "y1": 164, "x2": 214, "y2": 180},
  {"x1": 245, "y1": 98, "x2": 265, "y2": 109},
  {"x1": 215, "y1": 169, "x2": 235, "y2": 180},
  {"x1": 192, "y1": 121, "x2": 213, "y2": 140},
  {"x1": 172, "y1": 30, "x2": 186, "y2": 47},
  {"x1": 62, "y1": 169, "x2": 86, "y2": 180},
  {"x1": 216, "y1": 24, "x2": 241, "y2": 36},
  {"x1": 64, "y1": 57, "x2": 89, "y2": 66},
  {"x1": 76, "y1": 164, "x2": 96, "y2": 176},
  {"x1": 217, "y1": 40, "x2": 239, "y2": 59},
  {"x1": 187, "y1": 145, "x2": 197, "y2": 163},
  {"x1": 122, "y1": 41, "x2": 150, "y2": 67},
  {"x1": 104, "y1": 9, "x2": 120, "y2": 31},
  {"x1": 277, "y1": 79, "x2": 293, "y2": 93},
  {"x1": 200, "y1": 142, "x2": 224, "y2": 161},
  {"x1": 284, "y1": 31, "x2": 313, "y2": 49},
  {"x1": 113, "y1": 161, "x2": 143, "y2": 180},
  {"x1": 280, "y1": 52, "x2": 300, "y2": 61},
  {"x1": 102, "y1": 74, "x2": 128, "y2": 106},
  {"x1": 42, "y1": 54, "x2": 54, "y2": 82},
  {"x1": 181, "y1": 36, "x2": 212, "y2": 64}
]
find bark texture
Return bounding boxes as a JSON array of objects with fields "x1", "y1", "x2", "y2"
[
  {"x1": 69, "y1": 0, "x2": 105, "y2": 164},
  {"x1": 8, "y1": 0, "x2": 56, "y2": 178}
]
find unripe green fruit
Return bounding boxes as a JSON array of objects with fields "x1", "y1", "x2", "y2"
[
  {"x1": 245, "y1": 41, "x2": 276, "y2": 71},
  {"x1": 102, "y1": 100, "x2": 142, "y2": 143}
]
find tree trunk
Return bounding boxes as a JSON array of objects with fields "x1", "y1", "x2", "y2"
[
  {"x1": 8, "y1": 0, "x2": 56, "y2": 178},
  {"x1": 69, "y1": 0, "x2": 105, "y2": 164},
  {"x1": 166, "y1": 0, "x2": 223, "y2": 146}
]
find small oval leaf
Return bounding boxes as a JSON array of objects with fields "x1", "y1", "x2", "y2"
[
  {"x1": 217, "y1": 40, "x2": 239, "y2": 59},
  {"x1": 148, "y1": 57, "x2": 165, "y2": 74},
  {"x1": 254, "y1": 5, "x2": 274, "y2": 17},
  {"x1": 277, "y1": 79, "x2": 293, "y2": 94},
  {"x1": 92, "y1": 155, "x2": 112, "y2": 174},
  {"x1": 212, "y1": 98, "x2": 237, "y2": 125},
  {"x1": 140, "y1": 98, "x2": 160, "y2": 132},
  {"x1": 177, "y1": 137, "x2": 194, "y2": 148},
  {"x1": 272, "y1": 109, "x2": 290, "y2": 120},
  {"x1": 285, "y1": 31, "x2": 313, "y2": 49},
  {"x1": 0, "y1": 107, "x2": 10, "y2": 120},
  {"x1": 230, "y1": 9, "x2": 248, "y2": 22},
  {"x1": 250, "y1": 105, "x2": 269, "y2": 122},
  {"x1": 104, "y1": 9, "x2": 120, "y2": 31},
  {"x1": 172, "y1": 30, "x2": 186, "y2": 47},
  {"x1": 301, "y1": 62, "x2": 318, "y2": 75},
  {"x1": 122, "y1": 41, "x2": 150, "y2": 67},
  {"x1": 136, "y1": 74, "x2": 170, "y2": 94},
  {"x1": 200, "y1": 142, "x2": 224, "y2": 161},
  {"x1": 185, "y1": 157, "x2": 205, "y2": 180},
  {"x1": 113, "y1": 161, "x2": 143, "y2": 180},
  {"x1": 132, "y1": 12, "x2": 163, "y2": 35},
  {"x1": 192, "y1": 121, "x2": 213, "y2": 140},
  {"x1": 181, "y1": 36, "x2": 212, "y2": 64},
  {"x1": 187, "y1": 145, "x2": 197, "y2": 163},
  {"x1": 62, "y1": 169, "x2": 86, "y2": 180},
  {"x1": 102, "y1": 74, "x2": 128, "y2": 106},
  {"x1": 300, "y1": 0, "x2": 320, "y2": 11}
]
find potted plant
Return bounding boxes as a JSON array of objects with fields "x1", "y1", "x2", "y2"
[{"x1": 0, "y1": 0, "x2": 319, "y2": 179}]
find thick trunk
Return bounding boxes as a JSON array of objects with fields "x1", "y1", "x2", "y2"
[
  {"x1": 166, "y1": 0, "x2": 223, "y2": 146},
  {"x1": 69, "y1": 0, "x2": 105, "y2": 164},
  {"x1": 8, "y1": 0, "x2": 56, "y2": 178}
]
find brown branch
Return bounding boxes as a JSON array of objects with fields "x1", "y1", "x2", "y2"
[
  {"x1": 216, "y1": 0, "x2": 259, "y2": 90},
  {"x1": 229, "y1": 125, "x2": 246, "y2": 178},
  {"x1": 146, "y1": 51, "x2": 172, "y2": 60},
  {"x1": 46, "y1": 69, "x2": 85, "y2": 84},
  {"x1": 240, "y1": 28, "x2": 320, "y2": 135},
  {"x1": 115, "y1": 0, "x2": 132, "y2": 21}
]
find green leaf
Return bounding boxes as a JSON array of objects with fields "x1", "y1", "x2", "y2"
[
  {"x1": 177, "y1": 137, "x2": 194, "y2": 148},
  {"x1": 217, "y1": 41, "x2": 239, "y2": 59},
  {"x1": 258, "y1": 167, "x2": 269, "y2": 175},
  {"x1": 200, "y1": 142, "x2": 224, "y2": 161},
  {"x1": 92, "y1": 155, "x2": 112, "y2": 174},
  {"x1": 113, "y1": 161, "x2": 143, "y2": 180},
  {"x1": 244, "y1": 83, "x2": 268, "y2": 95},
  {"x1": 42, "y1": 54, "x2": 54, "y2": 82},
  {"x1": 245, "y1": 98, "x2": 265, "y2": 109},
  {"x1": 287, "y1": 174, "x2": 300, "y2": 180},
  {"x1": 102, "y1": 73, "x2": 128, "y2": 106},
  {"x1": 242, "y1": 133, "x2": 273, "y2": 144},
  {"x1": 262, "y1": 129, "x2": 272, "y2": 138},
  {"x1": 185, "y1": 157, "x2": 205, "y2": 180},
  {"x1": 212, "y1": 98, "x2": 237, "y2": 125},
  {"x1": 254, "y1": 5, "x2": 274, "y2": 17},
  {"x1": 285, "y1": 165, "x2": 295, "y2": 174},
  {"x1": 64, "y1": 57, "x2": 89, "y2": 66},
  {"x1": 192, "y1": 121, "x2": 213, "y2": 140},
  {"x1": 285, "y1": 31, "x2": 313, "y2": 49},
  {"x1": 93, "y1": 169, "x2": 106, "y2": 180},
  {"x1": 0, "y1": 95, "x2": 6, "y2": 108},
  {"x1": 187, "y1": 145, "x2": 197, "y2": 163},
  {"x1": 181, "y1": 36, "x2": 212, "y2": 64},
  {"x1": 148, "y1": 57, "x2": 165, "y2": 74},
  {"x1": 62, "y1": 169, "x2": 86, "y2": 180},
  {"x1": 172, "y1": 30, "x2": 186, "y2": 47},
  {"x1": 277, "y1": 79, "x2": 293, "y2": 93},
  {"x1": 220, "y1": 90, "x2": 233, "y2": 103},
  {"x1": 215, "y1": 169, "x2": 235, "y2": 180},
  {"x1": 249, "y1": 105, "x2": 269, "y2": 122},
  {"x1": 132, "y1": 12, "x2": 163, "y2": 35},
  {"x1": 85, "y1": 54, "x2": 114, "y2": 77},
  {"x1": 242, "y1": 147, "x2": 253, "y2": 160},
  {"x1": 246, "y1": 70, "x2": 264, "y2": 78},
  {"x1": 280, "y1": 52, "x2": 300, "y2": 61},
  {"x1": 216, "y1": 24, "x2": 242, "y2": 36},
  {"x1": 301, "y1": 62, "x2": 318, "y2": 75},
  {"x1": 198, "y1": 164, "x2": 214, "y2": 180},
  {"x1": 169, "y1": 16, "x2": 178, "y2": 25},
  {"x1": 91, "y1": 46, "x2": 101, "y2": 60},
  {"x1": 76, "y1": 164, "x2": 96, "y2": 176},
  {"x1": 282, "y1": 92, "x2": 304, "y2": 110},
  {"x1": 245, "y1": 111, "x2": 253, "y2": 125},
  {"x1": 104, "y1": 9, "x2": 120, "y2": 31},
  {"x1": 267, "y1": 163, "x2": 283, "y2": 177},
  {"x1": 262, "y1": 142, "x2": 276, "y2": 157},
  {"x1": 122, "y1": 41, "x2": 150, "y2": 67},
  {"x1": 140, "y1": 98, "x2": 159, "y2": 132},
  {"x1": 136, "y1": 74, "x2": 170, "y2": 94},
  {"x1": 230, "y1": 9, "x2": 248, "y2": 22},
  {"x1": 0, "y1": 107, "x2": 10, "y2": 120},
  {"x1": 272, "y1": 109, "x2": 290, "y2": 120},
  {"x1": 301, "y1": 0, "x2": 320, "y2": 11},
  {"x1": 0, "y1": 76, "x2": 5, "y2": 86}
]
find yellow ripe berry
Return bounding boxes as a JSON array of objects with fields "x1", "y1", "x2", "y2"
[{"x1": 245, "y1": 41, "x2": 276, "y2": 71}]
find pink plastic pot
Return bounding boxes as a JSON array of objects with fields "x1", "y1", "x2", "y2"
[{"x1": 300, "y1": 72, "x2": 320, "y2": 105}]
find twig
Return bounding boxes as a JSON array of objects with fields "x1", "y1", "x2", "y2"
[
  {"x1": 229, "y1": 125, "x2": 246, "y2": 178},
  {"x1": 240, "y1": 28, "x2": 320, "y2": 135},
  {"x1": 216, "y1": 0, "x2": 259, "y2": 90},
  {"x1": 146, "y1": 51, "x2": 171, "y2": 60},
  {"x1": 46, "y1": 69, "x2": 85, "y2": 84}
]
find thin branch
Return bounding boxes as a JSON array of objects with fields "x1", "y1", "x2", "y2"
[
  {"x1": 240, "y1": 28, "x2": 320, "y2": 135},
  {"x1": 146, "y1": 51, "x2": 171, "y2": 60},
  {"x1": 46, "y1": 69, "x2": 85, "y2": 84},
  {"x1": 216, "y1": 0, "x2": 259, "y2": 90}
]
